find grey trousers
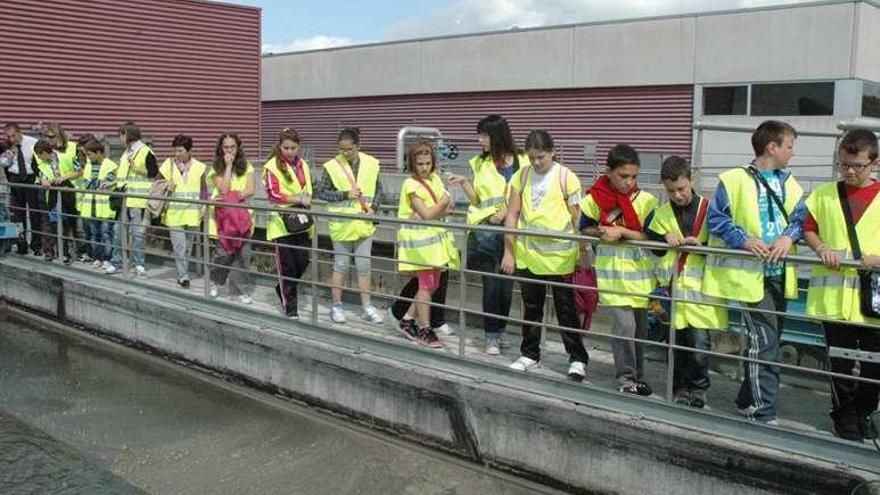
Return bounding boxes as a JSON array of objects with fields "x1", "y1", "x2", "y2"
[
  {"x1": 610, "y1": 307, "x2": 649, "y2": 386},
  {"x1": 169, "y1": 226, "x2": 197, "y2": 281}
]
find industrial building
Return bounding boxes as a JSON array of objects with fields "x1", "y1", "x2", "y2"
[{"x1": 261, "y1": 0, "x2": 880, "y2": 185}]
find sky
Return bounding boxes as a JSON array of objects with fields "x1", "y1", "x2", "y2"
[{"x1": 234, "y1": 0, "x2": 812, "y2": 54}]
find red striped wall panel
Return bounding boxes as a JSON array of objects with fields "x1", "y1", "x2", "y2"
[{"x1": 1, "y1": 0, "x2": 261, "y2": 162}]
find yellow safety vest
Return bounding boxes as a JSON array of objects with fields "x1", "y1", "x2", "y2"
[
  {"x1": 160, "y1": 158, "x2": 206, "y2": 228},
  {"x1": 396, "y1": 173, "x2": 459, "y2": 272},
  {"x1": 805, "y1": 181, "x2": 880, "y2": 324},
  {"x1": 78, "y1": 158, "x2": 119, "y2": 220},
  {"x1": 511, "y1": 164, "x2": 581, "y2": 275},
  {"x1": 466, "y1": 152, "x2": 531, "y2": 225},
  {"x1": 322, "y1": 152, "x2": 379, "y2": 241},
  {"x1": 262, "y1": 157, "x2": 313, "y2": 241},
  {"x1": 206, "y1": 163, "x2": 255, "y2": 238},
  {"x1": 117, "y1": 145, "x2": 154, "y2": 209},
  {"x1": 581, "y1": 189, "x2": 658, "y2": 308},
  {"x1": 34, "y1": 148, "x2": 80, "y2": 207},
  {"x1": 647, "y1": 198, "x2": 729, "y2": 330},
  {"x1": 702, "y1": 167, "x2": 802, "y2": 303}
]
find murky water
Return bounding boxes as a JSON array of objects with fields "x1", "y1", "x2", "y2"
[{"x1": 0, "y1": 317, "x2": 557, "y2": 495}]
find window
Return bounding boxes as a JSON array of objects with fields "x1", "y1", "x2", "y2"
[
  {"x1": 863, "y1": 81, "x2": 880, "y2": 119},
  {"x1": 751, "y1": 82, "x2": 834, "y2": 116},
  {"x1": 703, "y1": 86, "x2": 747, "y2": 115}
]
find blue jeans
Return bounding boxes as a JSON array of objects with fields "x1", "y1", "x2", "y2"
[
  {"x1": 673, "y1": 328, "x2": 711, "y2": 393},
  {"x1": 84, "y1": 219, "x2": 113, "y2": 261},
  {"x1": 469, "y1": 257, "x2": 510, "y2": 339},
  {"x1": 110, "y1": 208, "x2": 146, "y2": 269},
  {"x1": 736, "y1": 276, "x2": 785, "y2": 422}
]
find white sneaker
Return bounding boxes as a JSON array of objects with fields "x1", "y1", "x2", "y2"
[
  {"x1": 91, "y1": 260, "x2": 103, "y2": 269},
  {"x1": 102, "y1": 261, "x2": 112, "y2": 270},
  {"x1": 104, "y1": 265, "x2": 118, "y2": 275},
  {"x1": 509, "y1": 356, "x2": 539, "y2": 372},
  {"x1": 330, "y1": 304, "x2": 347, "y2": 323},
  {"x1": 486, "y1": 337, "x2": 501, "y2": 355},
  {"x1": 134, "y1": 265, "x2": 146, "y2": 276},
  {"x1": 237, "y1": 294, "x2": 253, "y2": 305},
  {"x1": 209, "y1": 283, "x2": 219, "y2": 298},
  {"x1": 435, "y1": 323, "x2": 454, "y2": 336},
  {"x1": 361, "y1": 305, "x2": 384, "y2": 324},
  {"x1": 567, "y1": 361, "x2": 586, "y2": 382}
]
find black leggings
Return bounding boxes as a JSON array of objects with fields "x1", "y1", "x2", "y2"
[
  {"x1": 274, "y1": 233, "x2": 311, "y2": 313},
  {"x1": 391, "y1": 270, "x2": 449, "y2": 327}
]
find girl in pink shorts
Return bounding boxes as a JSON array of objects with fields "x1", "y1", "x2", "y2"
[{"x1": 392, "y1": 141, "x2": 459, "y2": 348}]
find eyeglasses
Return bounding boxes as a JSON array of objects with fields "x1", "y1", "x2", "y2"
[{"x1": 838, "y1": 161, "x2": 873, "y2": 172}]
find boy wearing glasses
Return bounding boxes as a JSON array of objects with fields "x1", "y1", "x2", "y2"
[
  {"x1": 803, "y1": 129, "x2": 880, "y2": 442},
  {"x1": 703, "y1": 120, "x2": 806, "y2": 424}
]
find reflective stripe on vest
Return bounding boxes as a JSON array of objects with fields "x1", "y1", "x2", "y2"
[
  {"x1": 702, "y1": 167, "x2": 803, "y2": 303},
  {"x1": 322, "y1": 153, "x2": 379, "y2": 242}
]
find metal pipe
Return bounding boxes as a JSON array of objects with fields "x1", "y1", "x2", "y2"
[
  {"x1": 54, "y1": 192, "x2": 63, "y2": 261},
  {"x1": 693, "y1": 121, "x2": 841, "y2": 138},
  {"x1": 202, "y1": 205, "x2": 211, "y2": 299},
  {"x1": 458, "y1": 231, "x2": 467, "y2": 358},
  {"x1": 396, "y1": 126, "x2": 442, "y2": 171}
]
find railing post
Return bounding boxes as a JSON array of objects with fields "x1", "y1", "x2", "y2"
[
  {"x1": 693, "y1": 128, "x2": 704, "y2": 195},
  {"x1": 665, "y1": 264, "x2": 679, "y2": 402},
  {"x1": 121, "y1": 200, "x2": 129, "y2": 275},
  {"x1": 311, "y1": 221, "x2": 319, "y2": 326},
  {"x1": 55, "y1": 189, "x2": 63, "y2": 260},
  {"x1": 458, "y1": 228, "x2": 467, "y2": 358},
  {"x1": 202, "y1": 200, "x2": 211, "y2": 299}
]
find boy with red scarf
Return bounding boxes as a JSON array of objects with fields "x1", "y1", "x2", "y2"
[{"x1": 580, "y1": 144, "x2": 658, "y2": 395}]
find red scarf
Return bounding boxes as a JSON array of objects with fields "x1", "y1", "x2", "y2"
[
  {"x1": 281, "y1": 154, "x2": 306, "y2": 188},
  {"x1": 589, "y1": 175, "x2": 642, "y2": 230}
]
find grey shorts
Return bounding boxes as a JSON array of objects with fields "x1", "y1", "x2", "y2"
[{"x1": 332, "y1": 237, "x2": 373, "y2": 276}]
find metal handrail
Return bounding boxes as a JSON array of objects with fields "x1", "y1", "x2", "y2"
[{"x1": 6, "y1": 182, "x2": 880, "y2": 416}]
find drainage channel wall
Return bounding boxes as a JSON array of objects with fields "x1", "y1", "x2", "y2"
[{"x1": 0, "y1": 261, "x2": 874, "y2": 495}]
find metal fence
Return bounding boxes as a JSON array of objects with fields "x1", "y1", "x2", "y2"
[{"x1": 2, "y1": 178, "x2": 879, "y2": 452}]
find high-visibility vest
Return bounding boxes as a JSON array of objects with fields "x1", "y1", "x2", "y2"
[
  {"x1": 647, "y1": 198, "x2": 729, "y2": 330},
  {"x1": 34, "y1": 148, "x2": 80, "y2": 206},
  {"x1": 702, "y1": 167, "x2": 802, "y2": 303},
  {"x1": 262, "y1": 157, "x2": 313, "y2": 241},
  {"x1": 511, "y1": 164, "x2": 581, "y2": 275},
  {"x1": 78, "y1": 158, "x2": 119, "y2": 220},
  {"x1": 160, "y1": 158, "x2": 206, "y2": 228},
  {"x1": 206, "y1": 163, "x2": 255, "y2": 238},
  {"x1": 581, "y1": 189, "x2": 658, "y2": 308},
  {"x1": 466, "y1": 152, "x2": 531, "y2": 225},
  {"x1": 321, "y1": 153, "x2": 379, "y2": 241},
  {"x1": 396, "y1": 173, "x2": 459, "y2": 272},
  {"x1": 117, "y1": 145, "x2": 154, "y2": 209},
  {"x1": 57, "y1": 141, "x2": 85, "y2": 194},
  {"x1": 805, "y1": 181, "x2": 880, "y2": 324}
]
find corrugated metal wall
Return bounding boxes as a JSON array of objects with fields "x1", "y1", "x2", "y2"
[
  {"x1": 1, "y1": 0, "x2": 261, "y2": 162},
  {"x1": 261, "y1": 85, "x2": 694, "y2": 175}
]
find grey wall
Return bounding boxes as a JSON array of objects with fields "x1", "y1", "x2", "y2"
[{"x1": 262, "y1": 1, "x2": 880, "y2": 102}]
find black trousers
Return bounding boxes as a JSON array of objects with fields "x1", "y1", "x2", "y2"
[
  {"x1": 7, "y1": 174, "x2": 43, "y2": 253},
  {"x1": 824, "y1": 321, "x2": 880, "y2": 424},
  {"x1": 43, "y1": 187, "x2": 79, "y2": 258},
  {"x1": 518, "y1": 269, "x2": 589, "y2": 364},
  {"x1": 275, "y1": 233, "x2": 311, "y2": 314},
  {"x1": 391, "y1": 270, "x2": 449, "y2": 327}
]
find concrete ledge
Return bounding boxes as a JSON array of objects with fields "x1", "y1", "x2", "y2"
[{"x1": 0, "y1": 260, "x2": 876, "y2": 495}]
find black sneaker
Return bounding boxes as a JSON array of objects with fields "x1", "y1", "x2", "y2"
[
  {"x1": 634, "y1": 381, "x2": 653, "y2": 396},
  {"x1": 689, "y1": 390, "x2": 707, "y2": 409},
  {"x1": 62, "y1": 256, "x2": 71, "y2": 265},
  {"x1": 177, "y1": 278, "x2": 190, "y2": 288},
  {"x1": 831, "y1": 412, "x2": 864, "y2": 443},
  {"x1": 673, "y1": 390, "x2": 691, "y2": 406}
]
